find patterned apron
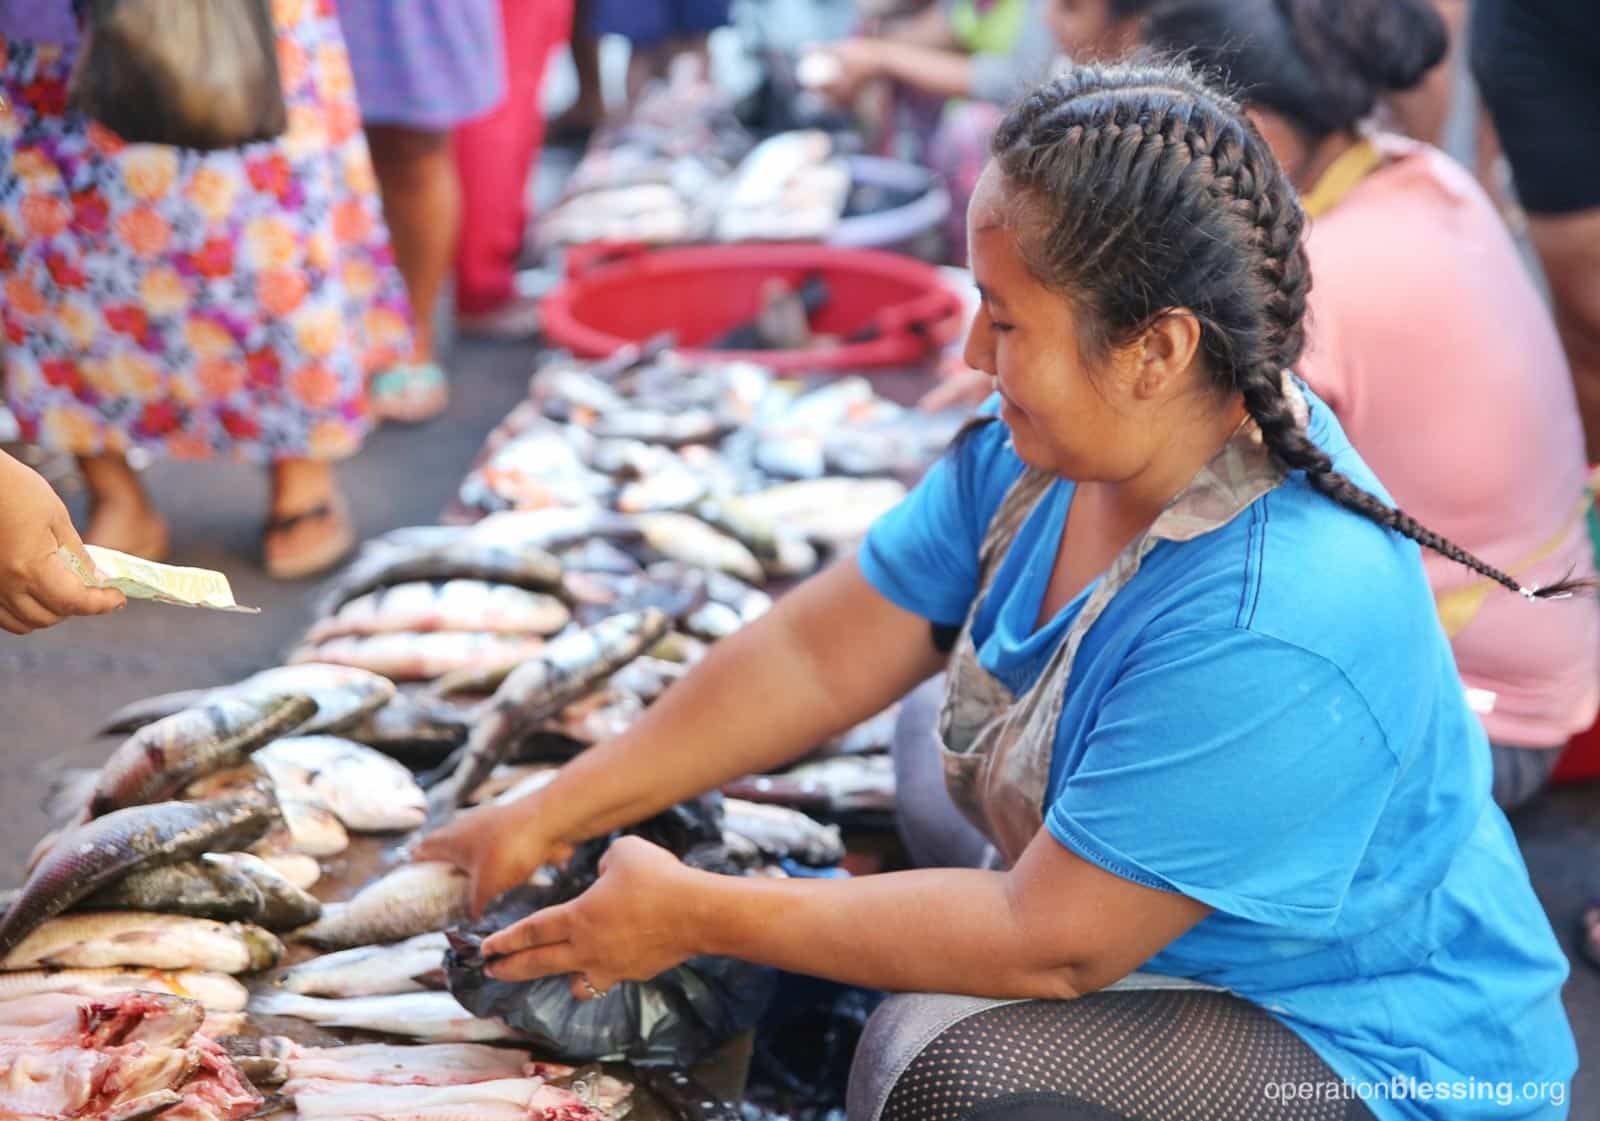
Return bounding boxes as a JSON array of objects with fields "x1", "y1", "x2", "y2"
[{"x1": 937, "y1": 381, "x2": 1307, "y2": 869}]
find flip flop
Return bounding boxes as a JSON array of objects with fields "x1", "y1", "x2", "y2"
[
  {"x1": 263, "y1": 494, "x2": 355, "y2": 581},
  {"x1": 1580, "y1": 903, "x2": 1600, "y2": 972},
  {"x1": 371, "y1": 362, "x2": 449, "y2": 425}
]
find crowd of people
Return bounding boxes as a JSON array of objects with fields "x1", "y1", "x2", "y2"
[{"x1": 2, "y1": 1, "x2": 1599, "y2": 1118}]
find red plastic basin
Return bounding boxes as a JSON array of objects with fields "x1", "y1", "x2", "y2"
[
  {"x1": 541, "y1": 243, "x2": 965, "y2": 371},
  {"x1": 1553, "y1": 716, "x2": 1600, "y2": 785}
]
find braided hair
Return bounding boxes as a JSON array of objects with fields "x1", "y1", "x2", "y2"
[{"x1": 988, "y1": 63, "x2": 1581, "y2": 601}]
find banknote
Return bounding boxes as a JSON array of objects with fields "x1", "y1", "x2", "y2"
[{"x1": 61, "y1": 545, "x2": 260, "y2": 614}]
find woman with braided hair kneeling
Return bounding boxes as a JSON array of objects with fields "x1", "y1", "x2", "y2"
[{"x1": 418, "y1": 64, "x2": 1576, "y2": 1121}]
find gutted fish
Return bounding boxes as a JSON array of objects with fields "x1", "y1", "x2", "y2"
[
  {"x1": 292, "y1": 633, "x2": 548, "y2": 683},
  {"x1": 0, "y1": 968, "x2": 248, "y2": 1011},
  {"x1": 0, "y1": 799, "x2": 273, "y2": 958},
  {"x1": 247, "y1": 990, "x2": 519, "y2": 1043},
  {"x1": 289, "y1": 1076, "x2": 609, "y2": 1121},
  {"x1": 260, "y1": 1039, "x2": 539, "y2": 1088},
  {"x1": 293, "y1": 862, "x2": 468, "y2": 950},
  {"x1": 1, "y1": 912, "x2": 282, "y2": 974},
  {"x1": 275, "y1": 932, "x2": 448, "y2": 998},
  {"x1": 429, "y1": 609, "x2": 670, "y2": 813},
  {"x1": 306, "y1": 581, "x2": 571, "y2": 644},
  {"x1": 88, "y1": 695, "x2": 317, "y2": 820}
]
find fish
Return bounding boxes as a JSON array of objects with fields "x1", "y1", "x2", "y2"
[
  {"x1": 203, "y1": 854, "x2": 323, "y2": 932},
  {"x1": 425, "y1": 658, "x2": 535, "y2": 702},
  {"x1": 291, "y1": 633, "x2": 548, "y2": 683},
  {"x1": 0, "y1": 990, "x2": 204, "y2": 1048},
  {"x1": 259, "y1": 1039, "x2": 539, "y2": 1088},
  {"x1": 293, "y1": 863, "x2": 469, "y2": 950},
  {"x1": 82, "y1": 857, "x2": 267, "y2": 924},
  {"x1": 274, "y1": 932, "x2": 448, "y2": 998},
  {"x1": 288, "y1": 1077, "x2": 610, "y2": 1121},
  {"x1": 698, "y1": 569, "x2": 773, "y2": 624},
  {"x1": 0, "y1": 799, "x2": 273, "y2": 958},
  {"x1": 590, "y1": 406, "x2": 724, "y2": 446},
  {"x1": 723, "y1": 477, "x2": 907, "y2": 549},
  {"x1": 246, "y1": 990, "x2": 520, "y2": 1043},
  {"x1": 429, "y1": 609, "x2": 670, "y2": 813},
  {"x1": 465, "y1": 765, "x2": 561, "y2": 807},
  {"x1": 607, "y1": 656, "x2": 686, "y2": 703},
  {"x1": 249, "y1": 851, "x2": 321, "y2": 891},
  {"x1": 692, "y1": 500, "x2": 818, "y2": 579},
  {"x1": 635, "y1": 513, "x2": 765, "y2": 584},
  {"x1": 683, "y1": 601, "x2": 742, "y2": 642},
  {"x1": 540, "y1": 688, "x2": 644, "y2": 747},
  {"x1": 181, "y1": 763, "x2": 276, "y2": 805},
  {"x1": 314, "y1": 540, "x2": 564, "y2": 618},
  {"x1": 0, "y1": 968, "x2": 249, "y2": 1011},
  {"x1": 98, "y1": 667, "x2": 397, "y2": 738},
  {"x1": 341, "y1": 693, "x2": 469, "y2": 758},
  {"x1": 0, "y1": 913, "x2": 282, "y2": 974},
  {"x1": 257, "y1": 738, "x2": 428, "y2": 833},
  {"x1": 461, "y1": 508, "x2": 642, "y2": 553},
  {"x1": 87, "y1": 696, "x2": 318, "y2": 820},
  {"x1": 721, "y1": 800, "x2": 845, "y2": 867},
  {"x1": 305, "y1": 582, "x2": 571, "y2": 644},
  {"x1": 646, "y1": 631, "x2": 709, "y2": 666},
  {"x1": 724, "y1": 752, "x2": 896, "y2": 814},
  {"x1": 556, "y1": 538, "x2": 644, "y2": 577},
  {"x1": 272, "y1": 797, "x2": 349, "y2": 858}
]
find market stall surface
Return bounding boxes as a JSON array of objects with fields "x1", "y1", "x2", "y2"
[{"x1": 0, "y1": 335, "x2": 1596, "y2": 1113}]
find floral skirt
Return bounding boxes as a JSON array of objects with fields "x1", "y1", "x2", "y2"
[{"x1": 0, "y1": 0, "x2": 413, "y2": 464}]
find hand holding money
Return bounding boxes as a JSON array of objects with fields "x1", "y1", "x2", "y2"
[{"x1": 0, "y1": 450, "x2": 125, "y2": 634}]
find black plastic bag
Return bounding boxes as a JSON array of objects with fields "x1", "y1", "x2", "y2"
[
  {"x1": 71, "y1": 0, "x2": 288, "y2": 150},
  {"x1": 447, "y1": 798, "x2": 777, "y2": 1067}
]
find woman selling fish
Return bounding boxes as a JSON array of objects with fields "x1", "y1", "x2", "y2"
[{"x1": 420, "y1": 65, "x2": 1577, "y2": 1121}]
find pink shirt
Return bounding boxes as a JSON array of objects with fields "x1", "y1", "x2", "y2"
[{"x1": 1299, "y1": 134, "x2": 1599, "y2": 747}]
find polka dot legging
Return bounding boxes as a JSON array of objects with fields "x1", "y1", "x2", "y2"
[{"x1": 868, "y1": 991, "x2": 1377, "y2": 1121}]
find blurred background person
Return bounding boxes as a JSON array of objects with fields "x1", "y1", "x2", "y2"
[
  {"x1": 0, "y1": 0, "x2": 411, "y2": 578},
  {"x1": 454, "y1": 0, "x2": 576, "y2": 341},
  {"x1": 337, "y1": 0, "x2": 504, "y2": 423},
  {"x1": 812, "y1": 0, "x2": 1058, "y2": 262},
  {"x1": 1136, "y1": 0, "x2": 1599, "y2": 812},
  {"x1": 1471, "y1": 0, "x2": 1600, "y2": 463}
]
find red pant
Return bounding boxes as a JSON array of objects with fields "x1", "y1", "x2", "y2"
[{"x1": 453, "y1": 0, "x2": 574, "y2": 315}]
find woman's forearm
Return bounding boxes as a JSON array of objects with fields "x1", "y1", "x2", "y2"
[
  {"x1": 516, "y1": 560, "x2": 945, "y2": 845},
  {"x1": 869, "y1": 40, "x2": 976, "y2": 101},
  {"x1": 690, "y1": 868, "x2": 1084, "y2": 1000}
]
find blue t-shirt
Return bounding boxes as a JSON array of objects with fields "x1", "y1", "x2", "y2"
[{"x1": 860, "y1": 394, "x2": 1575, "y2": 1121}]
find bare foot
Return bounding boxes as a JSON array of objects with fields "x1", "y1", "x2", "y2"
[{"x1": 86, "y1": 496, "x2": 169, "y2": 562}]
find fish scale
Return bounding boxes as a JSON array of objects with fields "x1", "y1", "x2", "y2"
[{"x1": 0, "y1": 799, "x2": 273, "y2": 958}]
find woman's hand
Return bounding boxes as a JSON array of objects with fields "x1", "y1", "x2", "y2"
[
  {"x1": 0, "y1": 452, "x2": 125, "y2": 635},
  {"x1": 413, "y1": 799, "x2": 573, "y2": 916},
  {"x1": 809, "y1": 39, "x2": 886, "y2": 105},
  {"x1": 480, "y1": 836, "x2": 701, "y2": 1000}
]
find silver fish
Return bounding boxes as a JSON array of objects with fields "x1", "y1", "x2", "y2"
[
  {"x1": 315, "y1": 540, "x2": 563, "y2": 617},
  {"x1": 247, "y1": 990, "x2": 519, "y2": 1043},
  {"x1": 275, "y1": 932, "x2": 448, "y2": 997},
  {"x1": 722, "y1": 799, "x2": 845, "y2": 867},
  {"x1": 0, "y1": 912, "x2": 282, "y2": 974},
  {"x1": 258, "y1": 737, "x2": 427, "y2": 834},
  {"x1": 0, "y1": 799, "x2": 273, "y2": 958},
  {"x1": 292, "y1": 633, "x2": 548, "y2": 683},
  {"x1": 723, "y1": 477, "x2": 907, "y2": 549},
  {"x1": 693, "y1": 500, "x2": 818, "y2": 579},
  {"x1": 342, "y1": 693, "x2": 469, "y2": 756},
  {"x1": 683, "y1": 601, "x2": 742, "y2": 642},
  {"x1": 98, "y1": 667, "x2": 396, "y2": 737},
  {"x1": 429, "y1": 609, "x2": 670, "y2": 813},
  {"x1": 250, "y1": 850, "x2": 321, "y2": 891},
  {"x1": 88, "y1": 695, "x2": 317, "y2": 820},
  {"x1": 557, "y1": 538, "x2": 644, "y2": 577},
  {"x1": 0, "y1": 968, "x2": 249, "y2": 1011},
  {"x1": 635, "y1": 513, "x2": 765, "y2": 584},
  {"x1": 272, "y1": 797, "x2": 349, "y2": 858},
  {"x1": 293, "y1": 862, "x2": 468, "y2": 949},
  {"x1": 590, "y1": 406, "x2": 724, "y2": 446},
  {"x1": 306, "y1": 581, "x2": 571, "y2": 644},
  {"x1": 289, "y1": 1076, "x2": 607, "y2": 1120}
]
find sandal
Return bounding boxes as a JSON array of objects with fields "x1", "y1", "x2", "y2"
[
  {"x1": 263, "y1": 493, "x2": 355, "y2": 581},
  {"x1": 371, "y1": 362, "x2": 449, "y2": 425},
  {"x1": 1580, "y1": 903, "x2": 1600, "y2": 972}
]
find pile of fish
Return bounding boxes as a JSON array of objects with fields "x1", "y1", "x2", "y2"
[
  {"x1": 540, "y1": 62, "x2": 849, "y2": 247},
  {"x1": 0, "y1": 990, "x2": 262, "y2": 1120}
]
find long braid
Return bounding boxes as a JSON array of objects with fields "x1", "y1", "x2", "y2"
[{"x1": 993, "y1": 63, "x2": 1586, "y2": 601}]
